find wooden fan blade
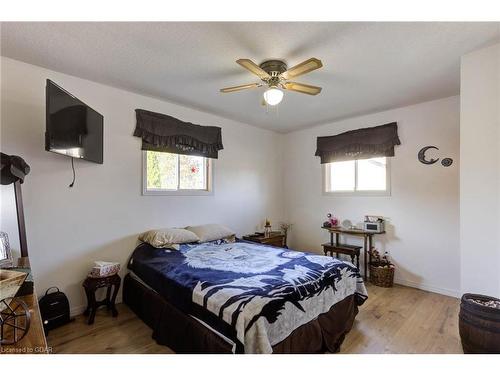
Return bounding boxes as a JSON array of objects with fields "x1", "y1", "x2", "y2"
[
  {"x1": 283, "y1": 81, "x2": 322, "y2": 95},
  {"x1": 220, "y1": 83, "x2": 261, "y2": 93},
  {"x1": 236, "y1": 59, "x2": 271, "y2": 80},
  {"x1": 281, "y1": 58, "x2": 323, "y2": 80}
]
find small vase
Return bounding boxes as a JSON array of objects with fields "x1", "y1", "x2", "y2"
[{"x1": 264, "y1": 225, "x2": 272, "y2": 238}]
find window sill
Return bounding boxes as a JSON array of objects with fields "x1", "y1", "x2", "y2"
[
  {"x1": 323, "y1": 190, "x2": 391, "y2": 197},
  {"x1": 143, "y1": 189, "x2": 214, "y2": 196}
]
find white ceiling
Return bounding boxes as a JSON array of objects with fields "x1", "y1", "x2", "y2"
[{"x1": 1, "y1": 22, "x2": 499, "y2": 132}]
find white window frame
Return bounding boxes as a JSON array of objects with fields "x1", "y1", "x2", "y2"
[
  {"x1": 142, "y1": 151, "x2": 214, "y2": 196},
  {"x1": 322, "y1": 157, "x2": 391, "y2": 197}
]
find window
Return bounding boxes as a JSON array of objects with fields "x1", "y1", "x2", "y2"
[
  {"x1": 324, "y1": 157, "x2": 389, "y2": 195},
  {"x1": 143, "y1": 151, "x2": 212, "y2": 195}
]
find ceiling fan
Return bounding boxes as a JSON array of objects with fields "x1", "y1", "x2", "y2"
[{"x1": 220, "y1": 58, "x2": 323, "y2": 106}]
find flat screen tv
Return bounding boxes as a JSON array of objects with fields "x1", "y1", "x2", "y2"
[{"x1": 45, "y1": 79, "x2": 103, "y2": 164}]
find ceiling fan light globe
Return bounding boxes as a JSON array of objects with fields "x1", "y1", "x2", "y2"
[{"x1": 263, "y1": 88, "x2": 283, "y2": 106}]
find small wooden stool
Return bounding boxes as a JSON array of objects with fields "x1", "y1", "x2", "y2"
[
  {"x1": 322, "y1": 243, "x2": 361, "y2": 270},
  {"x1": 82, "y1": 274, "x2": 121, "y2": 325}
]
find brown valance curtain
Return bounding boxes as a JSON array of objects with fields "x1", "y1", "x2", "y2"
[
  {"x1": 315, "y1": 122, "x2": 401, "y2": 164},
  {"x1": 134, "y1": 109, "x2": 223, "y2": 159}
]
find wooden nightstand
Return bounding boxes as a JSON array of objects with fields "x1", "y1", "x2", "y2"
[
  {"x1": 242, "y1": 232, "x2": 286, "y2": 248},
  {"x1": 82, "y1": 274, "x2": 120, "y2": 325}
]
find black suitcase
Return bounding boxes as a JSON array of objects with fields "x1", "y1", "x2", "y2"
[{"x1": 39, "y1": 287, "x2": 72, "y2": 334}]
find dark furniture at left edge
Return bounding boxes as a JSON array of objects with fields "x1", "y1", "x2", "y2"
[
  {"x1": 0, "y1": 153, "x2": 31, "y2": 258},
  {"x1": 82, "y1": 274, "x2": 121, "y2": 325},
  {"x1": 13, "y1": 181, "x2": 28, "y2": 258}
]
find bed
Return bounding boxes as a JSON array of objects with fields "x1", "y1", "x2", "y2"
[{"x1": 124, "y1": 238, "x2": 367, "y2": 354}]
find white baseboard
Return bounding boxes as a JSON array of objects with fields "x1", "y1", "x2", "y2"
[
  {"x1": 394, "y1": 277, "x2": 460, "y2": 298},
  {"x1": 70, "y1": 305, "x2": 86, "y2": 317}
]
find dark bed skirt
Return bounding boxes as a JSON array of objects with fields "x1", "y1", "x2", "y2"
[{"x1": 123, "y1": 273, "x2": 359, "y2": 354}]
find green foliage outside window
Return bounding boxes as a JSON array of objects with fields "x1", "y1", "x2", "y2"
[
  {"x1": 146, "y1": 151, "x2": 206, "y2": 190},
  {"x1": 146, "y1": 151, "x2": 162, "y2": 188}
]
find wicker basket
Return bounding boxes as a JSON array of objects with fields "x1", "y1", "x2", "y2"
[{"x1": 369, "y1": 264, "x2": 395, "y2": 288}]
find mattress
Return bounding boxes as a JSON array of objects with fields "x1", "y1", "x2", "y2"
[{"x1": 127, "y1": 239, "x2": 367, "y2": 353}]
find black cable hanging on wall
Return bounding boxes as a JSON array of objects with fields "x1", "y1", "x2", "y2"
[{"x1": 69, "y1": 157, "x2": 76, "y2": 188}]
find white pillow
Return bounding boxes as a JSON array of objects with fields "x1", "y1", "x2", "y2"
[
  {"x1": 185, "y1": 224, "x2": 235, "y2": 243},
  {"x1": 139, "y1": 228, "x2": 200, "y2": 249}
]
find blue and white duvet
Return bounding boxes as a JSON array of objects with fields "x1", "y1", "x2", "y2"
[{"x1": 128, "y1": 239, "x2": 367, "y2": 353}]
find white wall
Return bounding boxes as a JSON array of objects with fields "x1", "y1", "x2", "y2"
[
  {"x1": 460, "y1": 43, "x2": 500, "y2": 298},
  {"x1": 282, "y1": 96, "x2": 460, "y2": 297},
  {"x1": 0, "y1": 57, "x2": 285, "y2": 314}
]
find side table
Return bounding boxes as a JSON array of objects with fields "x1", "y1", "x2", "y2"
[
  {"x1": 242, "y1": 232, "x2": 286, "y2": 248},
  {"x1": 82, "y1": 274, "x2": 121, "y2": 325}
]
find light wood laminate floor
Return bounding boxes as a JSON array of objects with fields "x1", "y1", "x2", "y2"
[{"x1": 47, "y1": 283, "x2": 462, "y2": 354}]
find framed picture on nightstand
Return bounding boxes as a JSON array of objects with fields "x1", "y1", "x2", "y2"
[{"x1": 0, "y1": 231, "x2": 13, "y2": 268}]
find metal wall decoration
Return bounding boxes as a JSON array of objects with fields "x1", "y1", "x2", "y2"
[
  {"x1": 441, "y1": 158, "x2": 453, "y2": 167},
  {"x1": 418, "y1": 146, "x2": 453, "y2": 167},
  {"x1": 418, "y1": 146, "x2": 440, "y2": 164}
]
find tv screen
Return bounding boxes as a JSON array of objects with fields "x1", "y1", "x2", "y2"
[{"x1": 45, "y1": 79, "x2": 103, "y2": 164}]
